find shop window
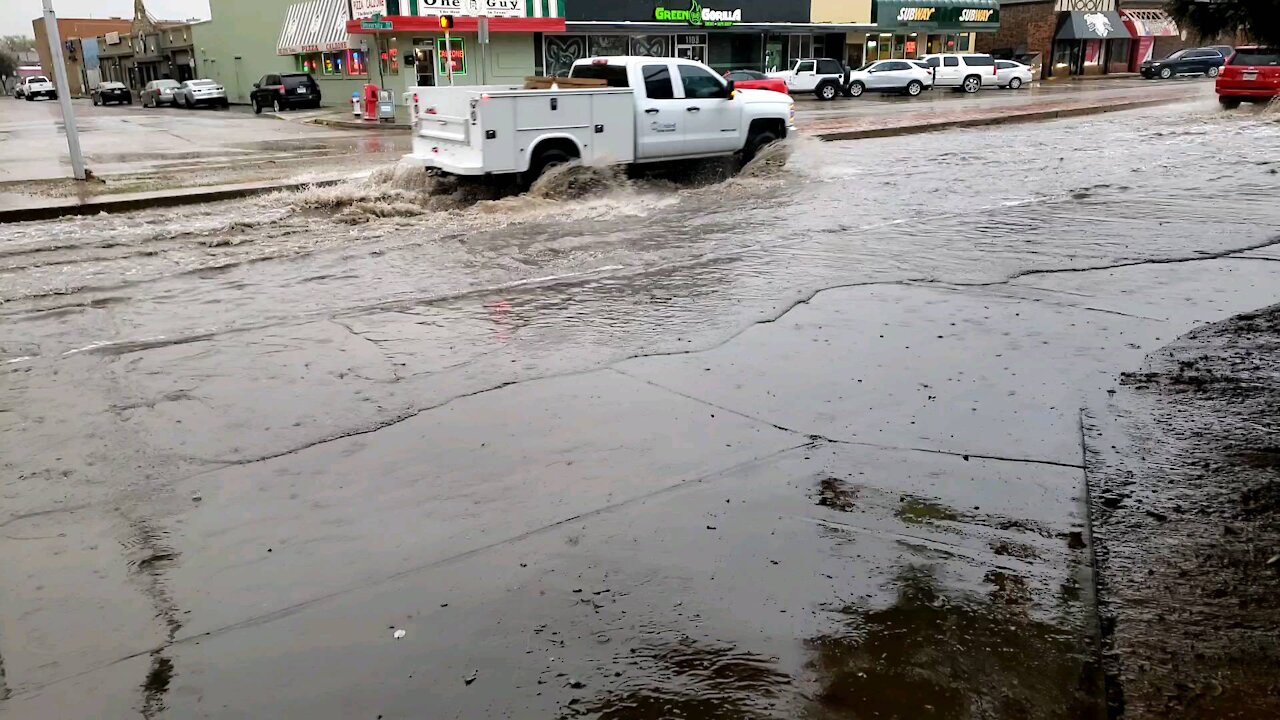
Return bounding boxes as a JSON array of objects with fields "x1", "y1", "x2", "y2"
[
  {"x1": 958, "y1": 35, "x2": 971, "y2": 52},
  {"x1": 297, "y1": 53, "x2": 320, "y2": 74},
  {"x1": 436, "y1": 37, "x2": 466, "y2": 75},
  {"x1": 590, "y1": 35, "x2": 629, "y2": 56},
  {"x1": 347, "y1": 49, "x2": 368, "y2": 76},
  {"x1": 380, "y1": 47, "x2": 399, "y2": 75},
  {"x1": 630, "y1": 35, "x2": 670, "y2": 57},
  {"x1": 322, "y1": 51, "x2": 344, "y2": 76},
  {"x1": 544, "y1": 35, "x2": 588, "y2": 76}
]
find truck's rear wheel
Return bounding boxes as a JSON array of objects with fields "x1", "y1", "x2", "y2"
[
  {"x1": 816, "y1": 82, "x2": 838, "y2": 101},
  {"x1": 528, "y1": 148, "x2": 573, "y2": 185}
]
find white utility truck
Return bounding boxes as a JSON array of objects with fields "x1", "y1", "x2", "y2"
[{"x1": 404, "y1": 57, "x2": 794, "y2": 182}]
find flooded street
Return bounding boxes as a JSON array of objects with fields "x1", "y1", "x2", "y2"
[{"x1": 2, "y1": 99, "x2": 1279, "y2": 718}]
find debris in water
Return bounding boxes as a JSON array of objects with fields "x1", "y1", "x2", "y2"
[
  {"x1": 191, "y1": 492, "x2": 202, "y2": 502},
  {"x1": 393, "y1": 629, "x2": 407, "y2": 640},
  {"x1": 464, "y1": 670, "x2": 478, "y2": 685}
]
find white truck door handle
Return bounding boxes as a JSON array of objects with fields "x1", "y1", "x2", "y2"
[
  {"x1": 686, "y1": 106, "x2": 700, "y2": 112},
  {"x1": 644, "y1": 108, "x2": 659, "y2": 114}
]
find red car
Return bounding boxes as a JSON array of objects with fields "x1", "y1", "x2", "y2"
[
  {"x1": 724, "y1": 70, "x2": 789, "y2": 95},
  {"x1": 1216, "y1": 46, "x2": 1280, "y2": 108}
]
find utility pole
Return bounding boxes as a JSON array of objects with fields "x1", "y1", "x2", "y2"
[{"x1": 42, "y1": 0, "x2": 87, "y2": 181}]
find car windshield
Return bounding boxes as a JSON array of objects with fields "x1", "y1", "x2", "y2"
[
  {"x1": 726, "y1": 71, "x2": 764, "y2": 80},
  {"x1": 155, "y1": 80, "x2": 180, "y2": 89},
  {"x1": 100, "y1": 82, "x2": 124, "y2": 89},
  {"x1": 187, "y1": 80, "x2": 218, "y2": 87},
  {"x1": 856, "y1": 62, "x2": 876, "y2": 71},
  {"x1": 1164, "y1": 50, "x2": 1187, "y2": 60},
  {"x1": 282, "y1": 75, "x2": 314, "y2": 88},
  {"x1": 1229, "y1": 48, "x2": 1280, "y2": 65},
  {"x1": 31, "y1": 76, "x2": 50, "y2": 83}
]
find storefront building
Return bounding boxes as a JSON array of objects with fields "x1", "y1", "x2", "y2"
[
  {"x1": 546, "y1": 0, "x2": 872, "y2": 76},
  {"x1": 979, "y1": 0, "x2": 1201, "y2": 79},
  {"x1": 860, "y1": 0, "x2": 1000, "y2": 65},
  {"x1": 1050, "y1": 1, "x2": 1131, "y2": 76},
  {"x1": 1118, "y1": 6, "x2": 1180, "y2": 71}
]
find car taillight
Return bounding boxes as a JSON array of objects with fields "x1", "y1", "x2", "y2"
[{"x1": 412, "y1": 93, "x2": 419, "y2": 105}]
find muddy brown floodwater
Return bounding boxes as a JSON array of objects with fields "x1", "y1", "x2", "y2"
[{"x1": 0, "y1": 100, "x2": 1279, "y2": 718}]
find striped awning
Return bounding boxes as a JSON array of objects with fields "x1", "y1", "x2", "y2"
[
  {"x1": 278, "y1": 0, "x2": 351, "y2": 56},
  {"x1": 1118, "y1": 9, "x2": 1179, "y2": 37}
]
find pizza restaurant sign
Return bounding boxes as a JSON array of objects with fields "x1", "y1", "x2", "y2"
[{"x1": 655, "y1": 2, "x2": 742, "y2": 27}]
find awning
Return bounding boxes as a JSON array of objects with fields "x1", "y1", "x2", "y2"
[
  {"x1": 345, "y1": 15, "x2": 565, "y2": 34},
  {"x1": 1056, "y1": 11, "x2": 1132, "y2": 40},
  {"x1": 561, "y1": 21, "x2": 877, "y2": 34},
  {"x1": 1118, "y1": 9, "x2": 1179, "y2": 37},
  {"x1": 278, "y1": 0, "x2": 350, "y2": 56},
  {"x1": 872, "y1": 0, "x2": 1001, "y2": 32}
]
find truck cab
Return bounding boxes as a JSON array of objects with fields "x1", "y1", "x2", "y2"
[{"x1": 406, "y1": 57, "x2": 793, "y2": 182}]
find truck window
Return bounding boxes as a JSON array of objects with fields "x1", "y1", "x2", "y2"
[
  {"x1": 944, "y1": 57, "x2": 959, "y2": 67},
  {"x1": 817, "y1": 59, "x2": 842, "y2": 74},
  {"x1": 926, "y1": 57, "x2": 939, "y2": 68},
  {"x1": 642, "y1": 64, "x2": 675, "y2": 99},
  {"x1": 679, "y1": 65, "x2": 726, "y2": 99},
  {"x1": 962, "y1": 55, "x2": 994, "y2": 66},
  {"x1": 796, "y1": 61, "x2": 815, "y2": 73},
  {"x1": 568, "y1": 63, "x2": 630, "y2": 87}
]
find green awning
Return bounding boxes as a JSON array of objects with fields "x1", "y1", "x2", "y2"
[
  {"x1": 872, "y1": 0, "x2": 1001, "y2": 32},
  {"x1": 1056, "y1": 11, "x2": 1132, "y2": 40}
]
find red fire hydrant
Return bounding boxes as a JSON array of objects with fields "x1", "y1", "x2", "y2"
[{"x1": 363, "y1": 83, "x2": 379, "y2": 121}]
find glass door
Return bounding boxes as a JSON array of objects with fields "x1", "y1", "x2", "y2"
[{"x1": 675, "y1": 34, "x2": 707, "y2": 64}]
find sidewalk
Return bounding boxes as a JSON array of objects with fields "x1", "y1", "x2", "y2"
[{"x1": 797, "y1": 80, "x2": 1212, "y2": 140}]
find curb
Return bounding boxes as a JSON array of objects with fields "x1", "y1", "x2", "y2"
[
  {"x1": 0, "y1": 179, "x2": 344, "y2": 224},
  {"x1": 309, "y1": 117, "x2": 410, "y2": 131},
  {"x1": 813, "y1": 96, "x2": 1187, "y2": 141}
]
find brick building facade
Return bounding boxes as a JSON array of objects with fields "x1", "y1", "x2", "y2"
[
  {"x1": 975, "y1": 0, "x2": 1056, "y2": 74},
  {"x1": 32, "y1": 17, "x2": 132, "y2": 96}
]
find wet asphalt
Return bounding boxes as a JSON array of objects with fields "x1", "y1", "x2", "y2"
[{"x1": 1, "y1": 99, "x2": 1279, "y2": 718}]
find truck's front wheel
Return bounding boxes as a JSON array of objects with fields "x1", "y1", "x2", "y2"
[{"x1": 742, "y1": 129, "x2": 779, "y2": 165}]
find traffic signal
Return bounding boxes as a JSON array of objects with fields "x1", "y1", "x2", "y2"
[{"x1": 439, "y1": 15, "x2": 454, "y2": 30}]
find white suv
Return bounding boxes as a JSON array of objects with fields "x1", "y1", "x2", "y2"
[
  {"x1": 920, "y1": 54, "x2": 998, "y2": 93},
  {"x1": 767, "y1": 58, "x2": 850, "y2": 101},
  {"x1": 16, "y1": 75, "x2": 57, "y2": 101}
]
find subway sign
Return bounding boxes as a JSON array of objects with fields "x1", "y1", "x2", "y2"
[{"x1": 880, "y1": 2, "x2": 1000, "y2": 27}]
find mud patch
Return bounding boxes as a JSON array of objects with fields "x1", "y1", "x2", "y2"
[
  {"x1": 813, "y1": 477, "x2": 858, "y2": 512},
  {"x1": 807, "y1": 566, "x2": 1097, "y2": 719},
  {"x1": 1088, "y1": 302, "x2": 1280, "y2": 719},
  {"x1": 895, "y1": 495, "x2": 959, "y2": 524}
]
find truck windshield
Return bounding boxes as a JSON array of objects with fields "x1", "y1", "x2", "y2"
[{"x1": 569, "y1": 64, "x2": 630, "y2": 87}]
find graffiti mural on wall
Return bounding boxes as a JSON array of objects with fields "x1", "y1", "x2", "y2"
[{"x1": 545, "y1": 34, "x2": 588, "y2": 75}]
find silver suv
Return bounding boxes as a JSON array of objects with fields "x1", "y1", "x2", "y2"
[{"x1": 920, "y1": 53, "x2": 998, "y2": 93}]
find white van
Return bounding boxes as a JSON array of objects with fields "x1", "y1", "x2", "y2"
[{"x1": 919, "y1": 54, "x2": 999, "y2": 93}]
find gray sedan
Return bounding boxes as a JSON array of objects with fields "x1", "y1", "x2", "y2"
[
  {"x1": 141, "y1": 79, "x2": 182, "y2": 108},
  {"x1": 178, "y1": 79, "x2": 229, "y2": 109}
]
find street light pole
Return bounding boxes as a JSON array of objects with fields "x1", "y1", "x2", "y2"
[{"x1": 41, "y1": 0, "x2": 87, "y2": 181}]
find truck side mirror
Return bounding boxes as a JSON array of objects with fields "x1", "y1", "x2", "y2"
[
  {"x1": 724, "y1": 79, "x2": 735, "y2": 97},
  {"x1": 253, "y1": 82, "x2": 260, "y2": 88}
]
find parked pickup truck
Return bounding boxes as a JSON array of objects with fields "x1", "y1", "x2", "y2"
[
  {"x1": 16, "y1": 75, "x2": 57, "y2": 101},
  {"x1": 405, "y1": 57, "x2": 794, "y2": 182}
]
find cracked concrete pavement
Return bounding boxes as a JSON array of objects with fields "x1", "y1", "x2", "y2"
[{"x1": 1, "y1": 98, "x2": 1278, "y2": 717}]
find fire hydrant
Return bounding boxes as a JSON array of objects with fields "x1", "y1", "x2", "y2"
[{"x1": 351, "y1": 91, "x2": 361, "y2": 117}]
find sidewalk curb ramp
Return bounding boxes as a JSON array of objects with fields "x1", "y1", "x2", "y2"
[
  {"x1": 813, "y1": 96, "x2": 1183, "y2": 141},
  {"x1": 0, "y1": 179, "x2": 343, "y2": 224}
]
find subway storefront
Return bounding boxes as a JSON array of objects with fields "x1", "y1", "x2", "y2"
[
  {"x1": 862, "y1": 0, "x2": 999, "y2": 63},
  {"x1": 546, "y1": 0, "x2": 873, "y2": 75}
]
